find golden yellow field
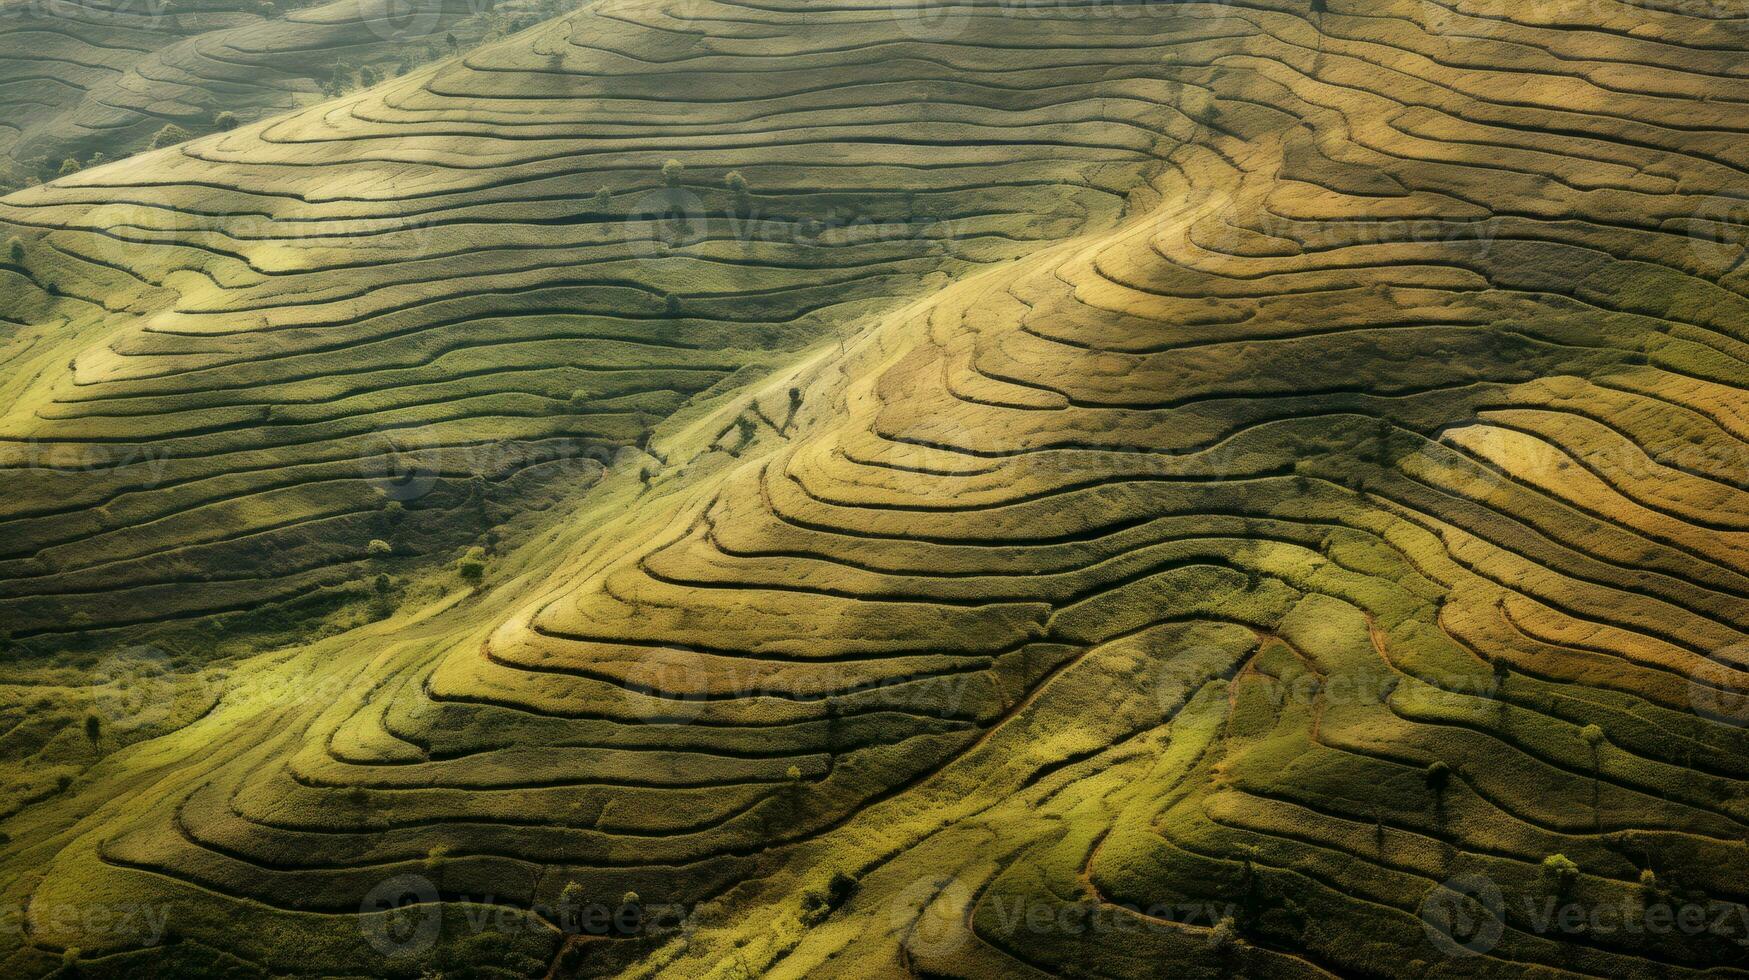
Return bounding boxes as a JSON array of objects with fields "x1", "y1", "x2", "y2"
[{"x1": 4, "y1": 1, "x2": 1749, "y2": 977}]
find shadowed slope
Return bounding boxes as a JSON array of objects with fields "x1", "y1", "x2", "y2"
[
  {"x1": 0, "y1": 0, "x2": 1187, "y2": 640},
  {"x1": 7, "y1": 1, "x2": 1749, "y2": 978}
]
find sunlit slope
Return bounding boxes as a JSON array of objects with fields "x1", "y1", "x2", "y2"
[
  {"x1": 9, "y1": 0, "x2": 1749, "y2": 978},
  {"x1": 0, "y1": 0, "x2": 1187, "y2": 639}
]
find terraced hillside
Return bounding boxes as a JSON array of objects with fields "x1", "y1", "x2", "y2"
[
  {"x1": 0, "y1": 0, "x2": 507, "y2": 185},
  {"x1": 0, "y1": 0, "x2": 1172, "y2": 645},
  {"x1": 6, "y1": 0, "x2": 1749, "y2": 978}
]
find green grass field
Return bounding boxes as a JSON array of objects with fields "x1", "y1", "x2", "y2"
[{"x1": 5, "y1": 0, "x2": 1749, "y2": 976}]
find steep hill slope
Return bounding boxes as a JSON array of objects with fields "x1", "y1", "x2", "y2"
[
  {"x1": 6, "y1": 1, "x2": 1749, "y2": 979},
  {"x1": 0, "y1": 0, "x2": 497, "y2": 184},
  {"x1": 0, "y1": 0, "x2": 1178, "y2": 646}
]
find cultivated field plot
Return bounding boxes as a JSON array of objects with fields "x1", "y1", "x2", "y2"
[{"x1": 5, "y1": 0, "x2": 1749, "y2": 978}]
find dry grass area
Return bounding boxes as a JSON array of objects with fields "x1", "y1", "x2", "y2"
[{"x1": 5, "y1": 1, "x2": 1749, "y2": 977}]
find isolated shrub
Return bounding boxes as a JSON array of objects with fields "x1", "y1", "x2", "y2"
[
  {"x1": 1424, "y1": 761, "x2": 1450, "y2": 791},
  {"x1": 1209, "y1": 915, "x2": 1238, "y2": 953},
  {"x1": 367, "y1": 539, "x2": 392, "y2": 556},
  {"x1": 1639, "y1": 868, "x2": 1659, "y2": 893},
  {"x1": 661, "y1": 159, "x2": 684, "y2": 186},
  {"x1": 358, "y1": 66, "x2": 380, "y2": 87},
  {"x1": 5, "y1": 237, "x2": 22, "y2": 263},
  {"x1": 457, "y1": 547, "x2": 487, "y2": 585},
  {"x1": 213, "y1": 111, "x2": 239, "y2": 131},
  {"x1": 58, "y1": 158, "x2": 81, "y2": 178},
  {"x1": 594, "y1": 187, "x2": 612, "y2": 210},
  {"x1": 664, "y1": 293, "x2": 681, "y2": 315},
  {"x1": 725, "y1": 170, "x2": 751, "y2": 212},
  {"x1": 1543, "y1": 854, "x2": 1579, "y2": 894},
  {"x1": 149, "y1": 124, "x2": 194, "y2": 150},
  {"x1": 84, "y1": 714, "x2": 101, "y2": 743},
  {"x1": 1579, "y1": 724, "x2": 1604, "y2": 747}
]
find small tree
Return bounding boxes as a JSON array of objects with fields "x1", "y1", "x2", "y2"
[
  {"x1": 149, "y1": 123, "x2": 194, "y2": 150},
  {"x1": 213, "y1": 111, "x2": 239, "y2": 131},
  {"x1": 1424, "y1": 761, "x2": 1450, "y2": 792},
  {"x1": 6, "y1": 237, "x2": 23, "y2": 263},
  {"x1": 367, "y1": 538, "x2": 393, "y2": 556},
  {"x1": 457, "y1": 547, "x2": 487, "y2": 585},
  {"x1": 358, "y1": 65, "x2": 380, "y2": 87},
  {"x1": 84, "y1": 713, "x2": 101, "y2": 743},
  {"x1": 561, "y1": 881, "x2": 585, "y2": 910},
  {"x1": 446, "y1": 32, "x2": 459, "y2": 54},
  {"x1": 559, "y1": 881, "x2": 586, "y2": 932},
  {"x1": 664, "y1": 293, "x2": 681, "y2": 316},
  {"x1": 725, "y1": 170, "x2": 751, "y2": 213},
  {"x1": 1543, "y1": 854, "x2": 1579, "y2": 896},
  {"x1": 594, "y1": 187, "x2": 612, "y2": 210},
  {"x1": 58, "y1": 158, "x2": 81, "y2": 178},
  {"x1": 1209, "y1": 915, "x2": 1238, "y2": 955},
  {"x1": 661, "y1": 159, "x2": 685, "y2": 187},
  {"x1": 327, "y1": 63, "x2": 355, "y2": 95}
]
